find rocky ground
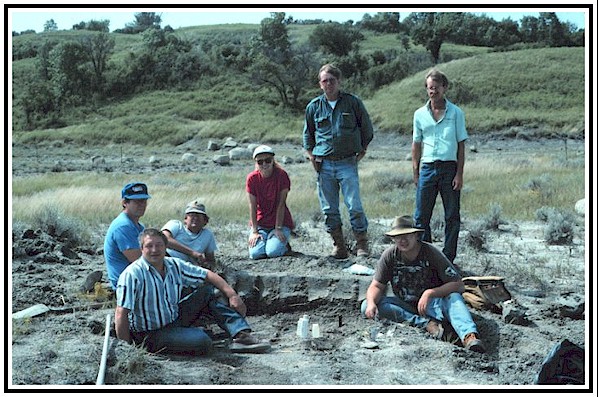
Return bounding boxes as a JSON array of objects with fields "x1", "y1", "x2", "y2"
[{"x1": 8, "y1": 131, "x2": 590, "y2": 392}]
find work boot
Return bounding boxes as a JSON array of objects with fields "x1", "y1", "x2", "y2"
[
  {"x1": 463, "y1": 332, "x2": 486, "y2": 353},
  {"x1": 425, "y1": 320, "x2": 444, "y2": 339},
  {"x1": 329, "y1": 228, "x2": 349, "y2": 259},
  {"x1": 353, "y1": 231, "x2": 369, "y2": 257}
]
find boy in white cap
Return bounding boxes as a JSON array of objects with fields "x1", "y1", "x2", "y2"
[
  {"x1": 362, "y1": 215, "x2": 485, "y2": 353},
  {"x1": 162, "y1": 200, "x2": 218, "y2": 267}
]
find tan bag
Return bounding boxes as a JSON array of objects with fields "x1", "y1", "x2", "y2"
[{"x1": 462, "y1": 276, "x2": 512, "y2": 313}]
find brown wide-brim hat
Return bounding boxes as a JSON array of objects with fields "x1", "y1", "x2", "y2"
[{"x1": 385, "y1": 215, "x2": 424, "y2": 237}]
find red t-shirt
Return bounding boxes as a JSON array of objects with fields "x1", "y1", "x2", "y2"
[{"x1": 246, "y1": 167, "x2": 294, "y2": 230}]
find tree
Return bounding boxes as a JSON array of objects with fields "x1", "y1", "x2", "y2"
[
  {"x1": 408, "y1": 13, "x2": 449, "y2": 64},
  {"x1": 117, "y1": 12, "x2": 161, "y2": 34},
  {"x1": 80, "y1": 32, "x2": 115, "y2": 92},
  {"x1": 44, "y1": 19, "x2": 58, "y2": 32},
  {"x1": 248, "y1": 13, "x2": 317, "y2": 110},
  {"x1": 73, "y1": 19, "x2": 110, "y2": 32},
  {"x1": 259, "y1": 12, "x2": 290, "y2": 54},
  {"x1": 47, "y1": 41, "x2": 92, "y2": 108},
  {"x1": 538, "y1": 12, "x2": 566, "y2": 47},
  {"x1": 309, "y1": 22, "x2": 364, "y2": 56},
  {"x1": 360, "y1": 12, "x2": 402, "y2": 33}
]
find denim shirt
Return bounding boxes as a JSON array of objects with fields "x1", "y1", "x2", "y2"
[
  {"x1": 303, "y1": 92, "x2": 374, "y2": 158},
  {"x1": 413, "y1": 99, "x2": 468, "y2": 162}
]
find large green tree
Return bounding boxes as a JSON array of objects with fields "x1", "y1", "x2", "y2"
[
  {"x1": 249, "y1": 13, "x2": 316, "y2": 110},
  {"x1": 309, "y1": 22, "x2": 364, "y2": 56}
]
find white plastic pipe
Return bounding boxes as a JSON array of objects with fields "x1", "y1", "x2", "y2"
[{"x1": 96, "y1": 313, "x2": 111, "y2": 385}]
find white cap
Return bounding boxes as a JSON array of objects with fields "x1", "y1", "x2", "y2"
[{"x1": 253, "y1": 145, "x2": 275, "y2": 159}]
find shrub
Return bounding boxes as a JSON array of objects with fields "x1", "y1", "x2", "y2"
[
  {"x1": 543, "y1": 211, "x2": 576, "y2": 245},
  {"x1": 481, "y1": 203, "x2": 506, "y2": 230},
  {"x1": 464, "y1": 220, "x2": 487, "y2": 251},
  {"x1": 373, "y1": 171, "x2": 411, "y2": 192},
  {"x1": 33, "y1": 204, "x2": 91, "y2": 247}
]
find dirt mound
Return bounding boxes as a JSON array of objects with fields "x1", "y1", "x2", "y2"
[{"x1": 10, "y1": 215, "x2": 587, "y2": 389}]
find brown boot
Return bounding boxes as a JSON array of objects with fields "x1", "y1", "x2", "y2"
[
  {"x1": 425, "y1": 320, "x2": 444, "y2": 339},
  {"x1": 329, "y1": 228, "x2": 349, "y2": 259},
  {"x1": 463, "y1": 332, "x2": 486, "y2": 353},
  {"x1": 353, "y1": 231, "x2": 369, "y2": 257}
]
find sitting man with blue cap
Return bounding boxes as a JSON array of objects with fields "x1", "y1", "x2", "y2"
[{"x1": 104, "y1": 182, "x2": 151, "y2": 290}]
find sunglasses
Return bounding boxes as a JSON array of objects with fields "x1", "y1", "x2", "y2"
[{"x1": 256, "y1": 158, "x2": 273, "y2": 165}]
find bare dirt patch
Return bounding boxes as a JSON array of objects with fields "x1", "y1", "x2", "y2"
[{"x1": 9, "y1": 133, "x2": 588, "y2": 391}]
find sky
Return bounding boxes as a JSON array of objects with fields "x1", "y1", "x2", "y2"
[{"x1": 7, "y1": 6, "x2": 588, "y2": 33}]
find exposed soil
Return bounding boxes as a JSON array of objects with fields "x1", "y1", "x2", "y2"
[{"x1": 8, "y1": 131, "x2": 589, "y2": 391}]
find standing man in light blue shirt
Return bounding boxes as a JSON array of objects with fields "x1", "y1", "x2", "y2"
[
  {"x1": 412, "y1": 69, "x2": 468, "y2": 263},
  {"x1": 104, "y1": 182, "x2": 150, "y2": 289}
]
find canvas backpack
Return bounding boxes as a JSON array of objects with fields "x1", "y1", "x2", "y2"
[{"x1": 462, "y1": 276, "x2": 512, "y2": 313}]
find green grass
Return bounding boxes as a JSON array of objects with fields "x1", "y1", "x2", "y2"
[
  {"x1": 12, "y1": 145, "x2": 584, "y2": 247},
  {"x1": 366, "y1": 47, "x2": 585, "y2": 135},
  {"x1": 11, "y1": 23, "x2": 585, "y2": 146}
]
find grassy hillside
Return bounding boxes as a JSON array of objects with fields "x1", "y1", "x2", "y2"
[
  {"x1": 11, "y1": 25, "x2": 585, "y2": 146},
  {"x1": 366, "y1": 47, "x2": 585, "y2": 135}
]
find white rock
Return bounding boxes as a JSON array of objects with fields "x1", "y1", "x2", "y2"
[{"x1": 575, "y1": 198, "x2": 585, "y2": 216}]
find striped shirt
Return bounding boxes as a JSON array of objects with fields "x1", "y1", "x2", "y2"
[{"x1": 116, "y1": 256, "x2": 208, "y2": 332}]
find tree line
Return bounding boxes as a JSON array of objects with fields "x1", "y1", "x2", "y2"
[{"x1": 12, "y1": 12, "x2": 583, "y2": 131}]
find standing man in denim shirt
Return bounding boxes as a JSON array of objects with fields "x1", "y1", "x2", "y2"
[
  {"x1": 412, "y1": 69, "x2": 468, "y2": 263},
  {"x1": 303, "y1": 64, "x2": 374, "y2": 259}
]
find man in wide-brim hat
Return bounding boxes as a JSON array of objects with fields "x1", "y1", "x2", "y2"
[{"x1": 361, "y1": 215, "x2": 485, "y2": 353}]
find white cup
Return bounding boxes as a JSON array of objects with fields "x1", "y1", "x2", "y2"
[{"x1": 312, "y1": 323, "x2": 321, "y2": 338}]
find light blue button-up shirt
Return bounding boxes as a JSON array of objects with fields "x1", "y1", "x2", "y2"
[
  {"x1": 116, "y1": 256, "x2": 208, "y2": 332},
  {"x1": 413, "y1": 99, "x2": 468, "y2": 163}
]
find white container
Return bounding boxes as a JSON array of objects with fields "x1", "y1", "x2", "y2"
[
  {"x1": 312, "y1": 323, "x2": 321, "y2": 338},
  {"x1": 297, "y1": 316, "x2": 309, "y2": 339}
]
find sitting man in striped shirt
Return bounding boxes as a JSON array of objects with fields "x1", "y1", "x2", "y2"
[{"x1": 115, "y1": 228, "x2": 270, "y2": 355}]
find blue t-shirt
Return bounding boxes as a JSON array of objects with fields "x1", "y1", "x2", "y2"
[
  {"x1": 161, "y1": 219, "x2": 218, "y2": 262},
  {"x1": 104, "y1": 212, "x2": 144, "y2": 289}
]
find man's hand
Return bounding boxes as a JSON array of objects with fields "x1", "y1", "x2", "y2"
[
  {"x1": 356, "y1": 150, "x2": 367, "y2": 162},
  {"x1": 229, "y1": 294, "x2": 247, "y2": 317},
  {"x1": 364, "y1": 302, "x2": 378, "y2": 320},
  {"x1": 417, "y1": 289, "x2": 434, "y2": 316}
]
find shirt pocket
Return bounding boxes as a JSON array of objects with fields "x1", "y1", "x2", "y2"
[
  {"x1": 316, "y1": 116, "x2": 330, "y2": 129},
  {"x1": 441, "y1": 116, "x2": 457, "y2": 140},
  {"x1": 340, "y1": 112, "x2": 356, "y2": 130}
]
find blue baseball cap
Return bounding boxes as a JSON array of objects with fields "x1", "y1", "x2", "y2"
[{"x1": 121, "y1": 182, "x2": 151, "y2": 199}]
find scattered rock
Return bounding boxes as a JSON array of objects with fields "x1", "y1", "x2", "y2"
[
  {"x1": 228, "y1": 147, "x2": 252, "y2": 160},
  {"x1": 181, "y1": 153, "x2": 197, "y2": 164},
  {"x1": 81, "y1": 270, "x2": 103, "y2": 293},
  {"x1": 574, "y1": 199, "x2": 585, "y2": 215},
  {"x1": 213, "y1": 155, "x2": 230, "y2": 165}
]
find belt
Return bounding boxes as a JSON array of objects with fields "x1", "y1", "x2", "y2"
[
  {"x1": 321, "y1": 153, "x2": 354, "y2": 161},
  {"x1": 424, "y1": 160, "x2": 456, "y2": 165}
]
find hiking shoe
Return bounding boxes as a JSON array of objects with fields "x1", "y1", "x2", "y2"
[
  {"x1": 425, "y1": 320, "x2": 444, "y2": 339},
  {"x1": 229, "y1": 332, "x2": 271, "y2": 354},
  {"x1": 463, "y1": 333, "x2": 486, "y2": 353}
]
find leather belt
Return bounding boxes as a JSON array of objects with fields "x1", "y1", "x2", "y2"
[{"x1": 322, "y1": 153, "x2": 354, "y2": 161}]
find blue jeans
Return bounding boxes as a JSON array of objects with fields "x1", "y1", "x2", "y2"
[
  {"x1": 317, "y1": 156, "x2": 368, "y2": 233},
  {"x1": 414, "y1": 161, "x2": 461, "y2": 262},
  {"x1": 131, "y1": 285, "x2": 250, "y2": 355},
  {"x1": 248, "y1": 226, "x2": 291, "y2": 259},
  {"x1": 361, "y1": 293, "x2": 478, "y2": 341}
]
